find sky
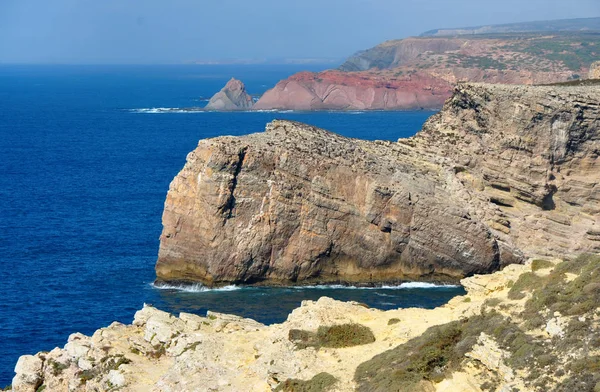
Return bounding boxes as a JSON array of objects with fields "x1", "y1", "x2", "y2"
[{"x1": 0, "y1": 0, "x2": 599, "y2": 64}]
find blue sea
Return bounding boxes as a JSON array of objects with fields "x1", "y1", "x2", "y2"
[{"x1": 0, "y1": 64, "x2": 462, "y2": 386}]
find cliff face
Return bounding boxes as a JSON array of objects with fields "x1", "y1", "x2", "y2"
[
  {"x1": 415, "y1": 83, "x2": 600, "y2": 259},
  {"x1": 255, "y1": 34, "x2": 596, "y2": 111},
  {"x1": 204, "y1": 78, "x2": 253, "y2": 111},
  {"x1": 156, "y1": 83, "x2": 600, "y2": 286}
]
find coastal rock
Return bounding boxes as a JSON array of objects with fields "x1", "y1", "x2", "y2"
[
  {"x1": 204, "y1": 78, "x2": 253, "y2": 111},
  {"x1": 12, "y1": 355, "x2": 43, "y2": 392},
  {"x1": 157, "y1": 83, "x2": 600, "y2": 287},
  {"x1": 415, "y1": 83, "x2": 600, "y2": 259},
  {"x1": 155, "y1": 118, "x2": 515, "y2": 286},
  {"x1": 16, "y1": 254, "x2": 600, "y2": 391},
  {"x1": 589, "y1": 61, "x2": 600, "y2": 79}
]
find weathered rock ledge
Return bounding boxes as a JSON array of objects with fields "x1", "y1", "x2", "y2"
[
  {"x1": 156, "y1": 83, "x2": 600, "y2": 287},
  {"x1": 14, "y1": 254, "x2": 600, "y2": 391},
  {"x1": 7, "y1": 259, "x2": 539, "y2": 392}
]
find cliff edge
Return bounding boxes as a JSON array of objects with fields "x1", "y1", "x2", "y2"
[{"x1": 156, "y1": 83, "x2": 600, "y2": 287}]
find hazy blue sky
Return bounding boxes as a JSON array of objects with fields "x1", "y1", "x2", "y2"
[{"x1": 1, "y1": 0, "x2": 599, "y2": 64}]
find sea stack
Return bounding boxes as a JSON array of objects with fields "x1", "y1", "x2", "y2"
[{"x1": 204, "y1": 78, "x2": 253, "y2": 111}]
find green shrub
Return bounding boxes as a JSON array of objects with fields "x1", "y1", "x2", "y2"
[
  {"x1": 531, "y1": 259, "x2": 554, "y2": 271},
  {"x1": 354, "y1": 255, "x2": 600, "y2": 391},
  {"x1": 507, "y1": 272, "x2": 543, "y2": 300},
  {"x1": 388, "y1": 318, "x2": 400, "y2": 325},
  {"x1": 289, "y1": 324, "x2": 375, "y2": 349},
  {"x1": 48, "y1": 359, "x2": 69, "y2": 376},
  {"x1": 274, "y1": 372, "x2": 338, "y2": 392}
]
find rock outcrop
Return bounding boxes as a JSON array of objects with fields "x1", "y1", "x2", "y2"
[
  {"x1": 589, "y1": 61, "x2": 600, "y2": 79},
  {"x1": 156, "y1": 83, "x2": 600, "y2": 287},
  {"x1": 13, "y1": 255, "x2": 600, "y2": 391},
  {"x1": 204, "y1": 78, "x2": 253, "y2": 111}
]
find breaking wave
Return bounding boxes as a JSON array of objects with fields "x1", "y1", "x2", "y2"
[
  {"x1": 129, "y1": 107, "x2": 205, "y2": 114},
  {"x1": 291, "y1": 282, "x2": 460, "y2": 290},
  {"x1": 151, "y1": 282, "x2": 240, "y2": 292}
]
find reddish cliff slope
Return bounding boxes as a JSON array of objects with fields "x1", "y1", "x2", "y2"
[{"x1": 254, "y1": 34, "x2": 597, "y2": 111}]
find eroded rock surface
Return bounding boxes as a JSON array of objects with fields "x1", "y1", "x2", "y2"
[
  {"x1": 157, "y1": 83, "x2": 600, "y2": 287},
  {"x1": 7, "y1": 261, "x2": 527, "y2": 392},
  {"x1": 204, "y1": 78, "x2": 253, "y2": 111},
  {"x1": 17, "y1": 254, "x2": 600, "y2": 391}
]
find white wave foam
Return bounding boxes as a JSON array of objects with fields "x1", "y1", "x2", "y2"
[
  {"x1": 151, "y1": 281, "x2": 458, "y2": 292},
  {"x1": 292, "y1": 282, "x2": 460, "y2": 290},
  {"x1": 390, "y1": 282, "x2": 460, "y2": 289},
  {"x1": 152, "y1": 282, "x2": 240, "y2": 292},
  {"x1": 129, "y1": 108, "x2": 205, "y2": 114}
]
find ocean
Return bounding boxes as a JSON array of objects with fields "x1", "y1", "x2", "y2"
[{"x1": 0, "y1": 64, "x2": 463, "y2": 386}]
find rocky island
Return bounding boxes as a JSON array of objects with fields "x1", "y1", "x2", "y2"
[
  {"x1": 9, "y1": 82, "x2": 600, "y2": 391},
  {"x1": 204, "y1": 78, "x2": 254, "y2": 111}
]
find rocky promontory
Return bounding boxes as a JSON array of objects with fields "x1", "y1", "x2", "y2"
[
  {"x1": 156, "y1": 83, "x2": 600, "y2": 287},
  {"x1": 255, "y1": 32, "x2": 597, "y2": 111},
  {"x1": 204, "y1": 78, "x2": 253, "y2": 111}
]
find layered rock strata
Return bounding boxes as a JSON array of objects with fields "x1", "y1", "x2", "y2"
[
  {"x1": 156, "y1": 83, "x2": 600, "y2": 287},
  {"x1": 204, "y1": 78, "x2": 253, "y2": 111}
]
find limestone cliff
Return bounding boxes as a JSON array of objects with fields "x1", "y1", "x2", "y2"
[
  {"x1": 156, "y1": 83, "x2": 600, "y2": 287},
  {"x1": 12, "y1": 255, "x2": 600, "y2": 391},
  {"x1": 204, "y1": 78, "x2": 253, "y2": 111}
]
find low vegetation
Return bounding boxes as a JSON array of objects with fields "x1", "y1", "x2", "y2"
[
  {"x1": 274, "y1": 373, "x2": 338, "y2": 392},
  {"x1": 289, "y1": 324, "x2": 376, "y2": 349},
  {"x1": 355, "y1": 254, "x2": 600, "y2": 392},
  {"x1": 78, "y1": 354, "x2": 131, "y2": 384}
]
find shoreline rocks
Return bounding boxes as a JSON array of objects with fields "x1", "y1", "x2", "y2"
[{"x1": 15, "y1": 254, "x2": 600, "y2": 391}]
